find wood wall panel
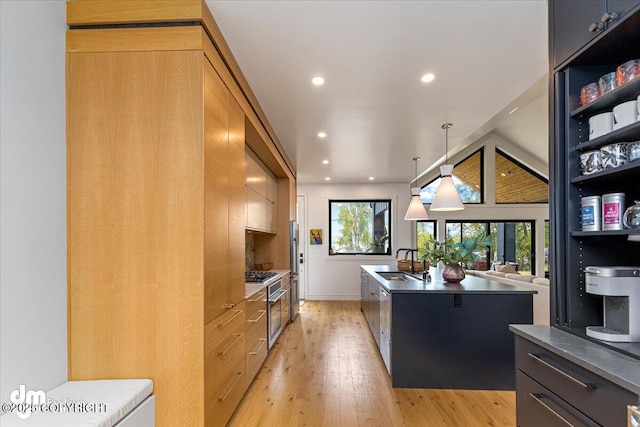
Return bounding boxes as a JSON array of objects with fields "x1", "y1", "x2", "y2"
[
  {"x1": 228, "y1": 96, "x2": 246, "y2": 306},
  {"x1": 204, "y1": 61, "x2": 230, "y2": 324},
  {"x1": 67, "y1": 50, "x2": 205, "y2": 426}
]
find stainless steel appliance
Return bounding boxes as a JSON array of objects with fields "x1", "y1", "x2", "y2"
[
  {"x1": 267, "y1": 279, "x2": 287, "y2": 349},
  {"x1": 290, "y1": 220, "x2": 300, "y2": 320},
  {"x1": 585, "y1": 266, "x2": 640, "y2": 342}
]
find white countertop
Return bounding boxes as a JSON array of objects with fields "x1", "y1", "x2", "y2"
[{"x1": 244, "y1": 270, "x2": 290, "y2": 299}]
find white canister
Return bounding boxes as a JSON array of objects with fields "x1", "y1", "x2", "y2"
[
  {"x1": 589, "y1": 112, "x2": 614, "y2": 140},
  {"x1": 581, "y1": 196, "x2": 601, "y2": 231},
  {"x1": 602, "y1": 192, "x2": 625, "y2": 230},
  {"x1": 613, "y1": 100, "x2": 638, "y2": 130}
]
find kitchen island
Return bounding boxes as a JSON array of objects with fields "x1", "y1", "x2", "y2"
[{"x1": 361, "y1": 264, "x2": 535, "y2": 390}]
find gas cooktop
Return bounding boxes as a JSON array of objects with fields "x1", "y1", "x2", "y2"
[{"x1": 245, "y1": 271, "x2": 278, "y2": 283}]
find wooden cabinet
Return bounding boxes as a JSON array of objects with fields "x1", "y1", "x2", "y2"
[
  {"x1": 245, "y1": 150, "x2": 278, "y2": 233},
  {"x1": 515, "y1": 335, "x2": 637, "y2": 426},
  {"x1": 66, "y1": 4, "x2": 253, "y2": 426},
  {"x1": 551, "y1": 0, "x2": 639, "y2": 69},
  {"x1": 245, "y1": 290, "x2": 268, "y2": 387}
]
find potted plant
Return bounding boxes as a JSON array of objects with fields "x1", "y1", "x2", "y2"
[{"x1": 418, "y1": 234, "x2": 493, "y2": 283}]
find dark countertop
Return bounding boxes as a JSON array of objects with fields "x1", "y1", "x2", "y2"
[
  {"x1": 362, "y1": 264, "x2": 537, "y2": 294},
  {"x1": 245, "y1": 270, "x2": 290, "y2": 299},
  {"x1": 510, "y1": 324, "x2": 640, "y2": 395}
]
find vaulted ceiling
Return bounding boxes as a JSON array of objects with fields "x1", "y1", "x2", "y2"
[{"x1": 207, "y1": 1, "x2": 549, "y2": 184}]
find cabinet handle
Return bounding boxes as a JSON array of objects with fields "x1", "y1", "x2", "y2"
[
  {"x1": 224, "y1": 303, "x2": 235, "y2": 309},
  {"x1": 528, "y1": 353, "x2": 595, "y2": 389},
  {"x1": 249, "y1": 292, "x2": 266, "y2": 302},
  {"x1": 248, "y1": 338, "x2": 267, "y2": 355},
  {"x1": 601, "y1": 11, "x2": 618, "y2": 24},
  {"x1": 218, "y1": 371, "x2": 243, "y2": 402},
  {"x1": 218, "y1": 310, "x2": 243, "y2": 328},
  {"x1": 588, "y1": 22, "x2": 605, "y2": 32},
  {"x1": 218, "y1": 333, "x2": 243, "y2": 356},
  {"x1": 528, "y1": 393, "x2": 573, "y2": 427},
  {"x1": 248, "y1": 310, "x2": 266, "y2": 323}
]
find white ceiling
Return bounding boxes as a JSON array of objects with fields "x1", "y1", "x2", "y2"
[{"x1": 207, "y1": 0, "x2": 549, "y2": 184}]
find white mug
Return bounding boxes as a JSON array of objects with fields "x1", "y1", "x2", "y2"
[
  {"x1": 613, "y1": 100, "x2": 638, "y2": 130},
  {"x1": 589, "y1": 112, "x2": 614, "y2": 140}
]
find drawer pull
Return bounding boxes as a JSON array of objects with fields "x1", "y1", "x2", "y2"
[
  {"x1": 218, "y1": 310, "x2": 243, "y2": 328},
  {"x1": 249, "y1": 292, "x2": 266, "y2": 302},
  {"x1": 528, "y1": 353, "x2": 595, "y2": 389},
  {"x1": 248, "y1": 338, "x2": 267, "y2": 355},
  {"x1": 218, "y1": 333, "x2": 243, "y2": 356},
  {"x1": 224, "y1": 303, "x2": 235, "y2": 309},
  {"x1": 248, "y1": 310, "x2": 266, "y2": 323},
  {"x1": 529, "y1": 393, "x2": 573, "y2": 426},
  {"x1": 218, "y1": 371, "x2": 243, "y2": 402}
]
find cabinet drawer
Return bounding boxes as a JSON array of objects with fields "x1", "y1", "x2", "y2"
[
  {"x1": 517, "y1": 370, "x2": 598, "y2": 427},
  {"x1": 205, "y1": 358, "x2": 246, "y2": 427},
  {"x1": 246, "y1": 291, "x2": 266, "y2": 317},
  {"x1": 205, "y1": 301, "x2": 246, "y2": 354},
  {"x1": 246, "y1": 336, "x2": 268, "y2": 386},
  {"x1": 246, "y1": 309, "x2": 267, "y2": 345},
  {"x1": 516, "y1": 336, "x2": 637, "y2": 426},
  {"x1": 205, "y1": 322, "x2": 246, "y2": 403}
]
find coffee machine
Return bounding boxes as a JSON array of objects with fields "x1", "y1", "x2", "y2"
[{"x1": 585, "y1": 266, "x2": 640, "y2": 342}]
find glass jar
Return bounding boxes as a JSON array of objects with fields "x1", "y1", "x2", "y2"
[{"x1": 623, "y1": 200, "x2": 640, "y2": 229}]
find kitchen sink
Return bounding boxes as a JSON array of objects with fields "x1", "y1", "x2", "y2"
[{"x1": 376, "y1": 272, "x2": 421, "y2": 281}]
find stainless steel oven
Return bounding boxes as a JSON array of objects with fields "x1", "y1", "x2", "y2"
[{"x1": 267, "y1": 279, "x2": 287, "y2": 349}]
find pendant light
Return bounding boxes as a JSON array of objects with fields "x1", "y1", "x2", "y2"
[
  {"x1": 404, "y1": 157, "x2": 429, "y2": 220},
  {"x1": 430, "y1": 123, "x2": 464, "y2": 211}
]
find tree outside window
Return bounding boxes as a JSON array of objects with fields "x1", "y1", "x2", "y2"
[{"x1": 329, "y1": 200, "x2": 391, "y2": 255}]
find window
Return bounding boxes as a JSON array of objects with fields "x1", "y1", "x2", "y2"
[
  {"x1": 495, "y1": 149, "x2": 548, "y2": 203},
  {"x1": 544, "y1": 220, "x2": 550, "y2": 276},
  {"x1": 446, "y1": 220, "x2": 536, "y2": 274},
  {"x1": 420, "y1": 149, "x2": 483, "y2": 204},
  {"x1": 329, "y1": 200, "x2": 391, "y2": 255},
  {"x1": 416, "y1": 220, "x2": 437, "y2": 249}
]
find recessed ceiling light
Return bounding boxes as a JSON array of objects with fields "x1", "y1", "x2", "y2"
[
  {"x1": 312, "y1": 76, "x2": 325, "y2": 86},
  {"x1": 368, "y1": 177, "x2": 375, "y2": 181},
  {"x1": 322, "y1": 160, "x2": 329, "y2": 164},
  {"x1": 421, "y1": 73, "x2": 435, "y2": 83},
  {"x1": 318, "y1": 131, "x2": 327, "y2": 138},
  {"x1": 325, "y1": 177, "x2": 331, "y2": 181}
]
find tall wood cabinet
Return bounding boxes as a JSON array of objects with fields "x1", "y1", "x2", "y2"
[{"x1": 65, "y1": 2, "x2": 291, "y2": 426}]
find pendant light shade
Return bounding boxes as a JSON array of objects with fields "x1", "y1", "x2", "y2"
[
  {"x1": 404, "y1": 157, "x2": 429, "y2": 221},
  {"x1": 430, "y1": 123, "x2": 464, "y2": 212}
]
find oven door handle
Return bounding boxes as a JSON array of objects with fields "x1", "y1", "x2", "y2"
[{"x1": 269, "y1": 288, "x2": 288, "y2": 303}]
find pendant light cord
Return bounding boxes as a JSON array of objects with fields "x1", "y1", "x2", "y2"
[{"x1": 441, "y1": 123, "x2": 453, "y2": 165}]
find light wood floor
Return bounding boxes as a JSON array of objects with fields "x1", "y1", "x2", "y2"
[{"x1": 230, "y1": 300, "x2": 516, "y2": 427}]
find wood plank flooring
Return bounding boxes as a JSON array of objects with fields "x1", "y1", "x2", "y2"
[{"x1": 230, "y1": 301, "x2": 516, "y2": 426}]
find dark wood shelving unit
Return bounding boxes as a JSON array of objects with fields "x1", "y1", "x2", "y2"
[{"x1": 571, "y1": 229, "x2": 640, "y2": 237}]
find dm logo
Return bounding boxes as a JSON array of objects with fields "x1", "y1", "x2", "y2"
[{"x1": 10, "y1": 384, "x2": 46, "y2": 419}]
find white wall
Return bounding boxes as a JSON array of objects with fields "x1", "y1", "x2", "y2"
[
  {"x1": 297, "y1": 183, "x2": 413, "y2": 300},
  {"x1": 0, "y1": 0, "x2": 67, "y2": 405}
]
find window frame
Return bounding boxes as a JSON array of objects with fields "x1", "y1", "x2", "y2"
[
  {"x1": 420, "y1": 148, "x2": 484, "y2": 205},
  {"x1": 445, "y1": 220, "x2": 537, "y2": 274},
  {"x1": 495, "y1": 149, "x2": 548, "y2": 204},
  {"x1": 328, "y1": 199, "x2": 392, "y2": 256}
]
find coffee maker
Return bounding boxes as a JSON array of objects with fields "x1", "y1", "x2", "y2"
[{"x1": 585, "y1": 266, "x2": 640, "y2": 342}]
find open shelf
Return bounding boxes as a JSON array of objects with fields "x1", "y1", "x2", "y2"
[
  {"x1": 571, "y1": 77, "x2": 640, "y2": 118},
  {"x1": 575, "y1": 121, "x2": 640, "y2": 151},
  {"x1": 571, "y1": 160, "x2": 640, "y2": 183},
  {"x1": 571, "y1": 229, "x2": 640, "y2": 237}
]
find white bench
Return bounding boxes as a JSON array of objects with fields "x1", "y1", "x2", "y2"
[{"x1": 1, "y1": 379, "x2": 154, "y2": 427}]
